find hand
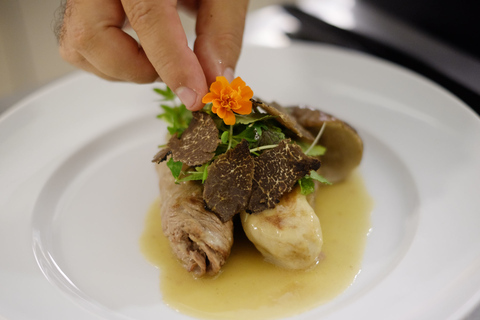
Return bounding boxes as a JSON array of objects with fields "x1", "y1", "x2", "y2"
[{"x1": 56, "y1": 0, "x2": 249, "y2": 111}]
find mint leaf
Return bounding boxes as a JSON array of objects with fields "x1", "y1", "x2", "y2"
[{"x1": 166, "y1": 158, "x2": 183, "y2": 181}]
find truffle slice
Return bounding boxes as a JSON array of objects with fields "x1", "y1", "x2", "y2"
[
  {"x1": 152, "y1": 148, "x2": 172, "y2": 164},
  {"x1": 248, "y1": 139, "x2": 321, "y2": 213},
  {"x1": 153, "y1": 111, "x2": 220, "y2": 166},
  {"x1": 252, "y1": 99, "x2": 314, "y2": 141},
  {"x1": 203, "y1": 140, "x2": 255, "y2": 222}
]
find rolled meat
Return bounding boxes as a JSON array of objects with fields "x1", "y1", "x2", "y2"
[{"x1": 155, "y1": 163, "x2": 234, "y2": 277}]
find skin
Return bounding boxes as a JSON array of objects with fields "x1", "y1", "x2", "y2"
[{"x1": 57, "y1": 0, "x2": 249, "y2": 111}]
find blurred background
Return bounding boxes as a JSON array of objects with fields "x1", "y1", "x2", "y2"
[{"x1": 1, "y1": 0, "x2": 479, "y2": 113}]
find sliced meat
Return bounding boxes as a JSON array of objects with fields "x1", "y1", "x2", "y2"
[{"x1": 155, "y1": 162, "x2": 234, "y2": 277}]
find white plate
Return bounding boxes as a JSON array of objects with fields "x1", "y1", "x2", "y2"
[{"x1": 1, "y1": 43, "x2": 480, "y2": 320}]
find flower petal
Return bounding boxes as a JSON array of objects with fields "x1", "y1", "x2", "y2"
[
  {"x1": 217, "y1": 76, "x2": 230, "y2": 89},
  {"x1": 202, "y1": 92, "x2": 216, "y2": 104},
  {"x1": 234, "y1": 100, "x2": 252, "y2": 114},
  {"x1": 217, "y1": 106, "x2": 227, "y2": 119},
  {"x1": 210, "y1": 81, "x2": 224, "y2": 95},
  {"x1": 240, "y1": 86, "x2": 254, "y2": 99},
  {"x1": 230, "y1": 77, "x2": 246, "y2": 90},
  {"x1": 212, "y1": 99, "x2": 222, "y2": 111},
  {"x1": 223, "y1": 110, "x2": 236, "y2": 125}
]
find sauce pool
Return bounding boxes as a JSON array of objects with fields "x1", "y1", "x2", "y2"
[{"x1": 140, "y1": 171, "x2": 373, "y2": 319}]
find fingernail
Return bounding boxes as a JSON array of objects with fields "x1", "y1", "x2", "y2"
[
  {"x1": 176, "y1": 87, "x2": 198, "y2": 110},
  {"x1": 223, "y1": 67, "x2": 235, "y2": 82}
]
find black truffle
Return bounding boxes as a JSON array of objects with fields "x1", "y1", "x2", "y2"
[
  {"x1": 248, "y1": 139, "x2": 321, "y2": 213},
  {"x1": 203, "y1": 140, "x2": 255, "y2": 222}
]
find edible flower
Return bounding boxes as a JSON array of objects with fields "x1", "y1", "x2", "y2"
[{"x1": 202, "y1": 76, "x2": 254, "y2": 125}]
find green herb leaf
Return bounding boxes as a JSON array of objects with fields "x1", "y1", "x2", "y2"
[
  {"x1": 296, "y1": 141, "x2": 327, "y2": 156},
  {"x1": 154, "y1": 87, "x2": 176, "y2": 101},
  {"x1": 298, "y1": 176, "x2": 315, "y2": 195},
  {"x1": 176, "y1": 171, "x2": 203, "y2": 182},
  {"x1": 309, "y1": 170, "x2": 332, "y2": 185},
  {"x1": 233, "y1": 126, "x2": 258, "y2": 143},
  {"x1": 166, "y1": 158, "x2": 183, "y2": 181},
  {"x1": 221, "y1": 131, "x2": 230, "y2": 144},
  {"x1": 176, "y1": 163, "x2": 210, "y2": 183},
  {"x1": 157, "y1": 104, "x2": 192, "y2": 136},
  {"x1": 235, "y1": 113, "x2": 275, "y2": 125},
  {"x1": 257, "y1": 124, "x2": 285, "y2": 146},
  {"x1": 306, "y1": 145, "x2": 327, "y2": 156},
  {"x1": 298, "y1": 170, "x2": 332, "y2": 195},
  {"x1": 251, "y1": 122, "x2": 268, "y2": 136},
  {"x1": 202, "y1": 162, "x2": 209, "y2": 183}
]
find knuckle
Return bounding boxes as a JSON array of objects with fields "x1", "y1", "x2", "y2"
[
  {"x1": 58, "y1": 25, "x2": 92, "y2": 65},
  {"x1": 61, "y1": 21, "x2": 95, "y2": 53},
  {"x1": 59, "y1": 44, "x2": 85, "y2": 66},
  {"x1": 126, "y1": 0, "x2": 154, "y2": 30},
  {"x1": 210, "y1": 32, "x2": 242, "y2": 57}
]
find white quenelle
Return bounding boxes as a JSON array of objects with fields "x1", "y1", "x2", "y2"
[{"x1": 240, "y1": 186, "x2": 323, "y2": 270}]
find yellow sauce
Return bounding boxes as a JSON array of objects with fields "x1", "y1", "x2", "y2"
[{"x1": 140, "y1": 171, "x2": 373, "y2": 319}]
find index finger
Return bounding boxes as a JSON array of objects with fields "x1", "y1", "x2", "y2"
[{"x1": 121, "y1": 0, "x2": 208, "y2": 110}]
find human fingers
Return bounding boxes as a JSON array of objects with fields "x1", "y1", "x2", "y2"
[
  {"x1": 194, "y1": 0, "x2": 249, "y2": 85},
  {"x1": 58, "y1": 0, "x2": 158, "y2": 83},
  {"x1": 121, "y1": 0, "x2": 208, "y2": 111}
]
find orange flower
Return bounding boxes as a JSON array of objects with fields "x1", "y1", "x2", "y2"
[{"x1": 202, "y1": 76, "x2": 253, "y2": 125}]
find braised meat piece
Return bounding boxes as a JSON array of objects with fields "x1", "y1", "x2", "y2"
[{"x1": 155, "y1": 162, "x2": 234, "y2": 276}]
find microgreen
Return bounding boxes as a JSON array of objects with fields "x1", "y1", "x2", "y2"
[
  {"x1": 155, "y1": 86, "x2": 192, "y2": 136},
  {"x1": 235, "y1": 113, "x2": 275, "y2": 125},
  {"x1": 154, "y1": 87, "x2": 176, "y2": 101},
  {"x1": 296, "y1": 141, "x2": 327, "y2": 156},
  {"x1": 166, "y1": 158, "x2": 183, "y2": 182},
  {"x1": 299, "y1": 170, "x2": 332, "y2": 195},
  {"x1": 177, "y1": 163, "x2": 209, "y2": 183}
]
